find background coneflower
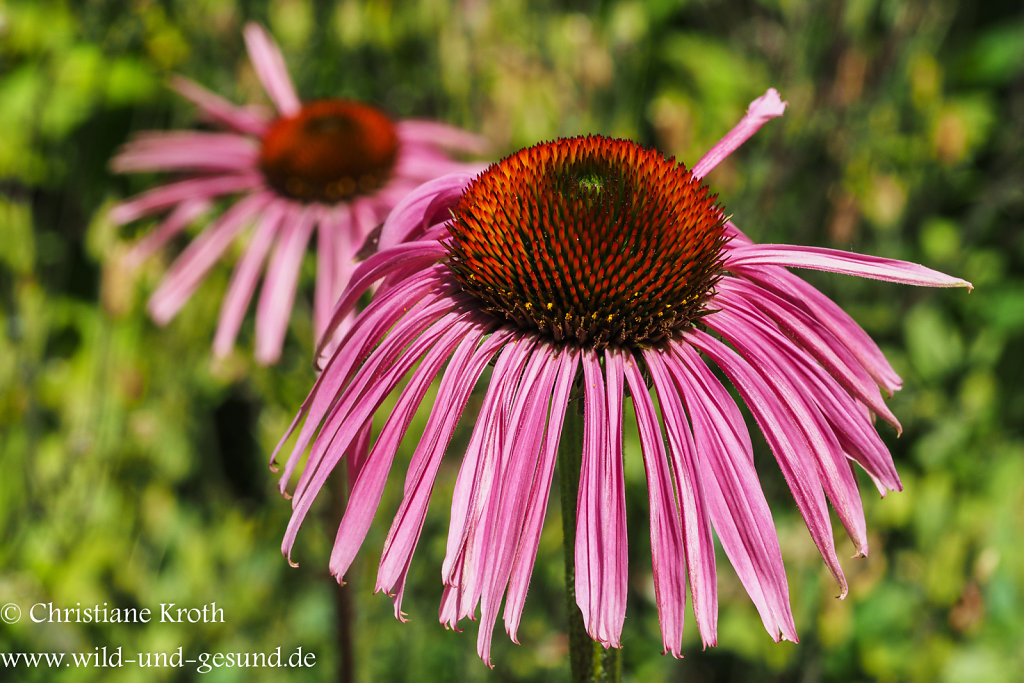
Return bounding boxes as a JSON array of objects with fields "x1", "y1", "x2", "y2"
[
  {"x1": 273, "y1": 90, "x2": 971, "y2": 669},
  {"x1": 110, "y1": 22, "x2": 486, "y2": 363}
]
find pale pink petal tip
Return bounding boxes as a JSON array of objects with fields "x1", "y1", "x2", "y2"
[{"x1": 749, "y1": 88, "x2": 788, "y2": 120}]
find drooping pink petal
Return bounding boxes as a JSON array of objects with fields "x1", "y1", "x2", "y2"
[
  {"x1": 643, "y1": 349, "x2": 718, "y2": 650},
  {"x1": 716, "y1": 285, "x2": 902, "y2": 493},
  {"x1": 718, "y1": 277, "x2": 901, "y2": 432},
  {"x1": 724, "y1": 220, "x2": 904, "y2": 394},
  {"x1": 271, "y1": 270, "x2": 453, "y2": 485},
  {"x1": 668, "y1": 343, "x2": 798, "y2": 642},
  {"x1": 277, "y1": 287, "x2": 453, "y2": 488},
  {"x1": 624, "y1": 354, "x2": 690, "y2": 655},
  {"x1": 726, "y1": 244, "x2": 973, "y2": 290},
  {"x1": 575, "y1": 350, "x2": 628, "y2": 648},
  {"x1": 169, "y1": 75, "x2": 269, "y2": 136},
  {"x1": 316, "y1": 241, "x2": 449, "y2": 356},
  {"x1": 503, "y1": 347, "x2": 579, "y2": 641},
  {"x1": 282, "y1": 311, "x2": 477, "y2": 564},
  {"x1": 327, "y1": 320, "x2": 472, "y2": 582},
  {"x1": 213, "y1": 199, "x2": 286, "y2": 356},
  {"x1": 110, "y1": 173, "x2": 262, "y2": 226},
  {"x1": 291, "y1": 298, "x2": 468, "y2": 503},
  {"x1": 688, "y1": 328, "x2": 849, "y2": 597},
  {"x1": 707, "y1": 308, "x2": 869, "y2": 562},
  {"x1": 375, "y1": 328, "x2": 513, "y2": 618},
  {"x1": 147, "y1": 192, "x2": 271, "y2": 324},
  {"x1": 442, "y1": 336, "x2": 536, "y2": 589},
  {"x1": 122, "y1": 198, "x2": 210, "y2": 269},
  {"x1": 345, "y1": 421, "x2": 374, "y2": 488},
  {"x1": 476, "y1": 348, "x2": 560, "y2": 665},
  {"x1": 692, "y1": 88, "x2": 787, "y2": 180},
  {"x1": 242, "y1": 22, "x2": 301, "y2": 116},
  {"x1": 254, "y1": 204, "x2": 317, "y2": 364}
]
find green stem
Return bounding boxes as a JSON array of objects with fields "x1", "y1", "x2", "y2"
[
  {"x1": 558, "y1": 402, "x2": 622, "y2": 683},
  {"x1": 330, "y1": 471, "x2": 355, "y2": 683}
]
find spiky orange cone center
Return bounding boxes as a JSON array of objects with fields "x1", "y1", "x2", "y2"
[{"x1": 446, "y1": 136, "x2": 728, "y2": 350}]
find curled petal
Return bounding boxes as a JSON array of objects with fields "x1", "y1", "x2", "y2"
[{"x1": 692, "y1": 88, "x2": 787, "y2": 179}]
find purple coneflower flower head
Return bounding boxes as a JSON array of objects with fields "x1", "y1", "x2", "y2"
[
  {"x1": 110, "y1": 22, "x2": 486, "y2": 364},
  {"x1": 273, "y1": 89, "x2": 972, "y2": 664}
]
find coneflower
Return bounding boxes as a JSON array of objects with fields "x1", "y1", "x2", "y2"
[
  {"x1": 110, "y1": 23, "x2": 485, "y2": 363},
  {"x1": 273, "y1": 89, "x2": 970, "y2": 666}
]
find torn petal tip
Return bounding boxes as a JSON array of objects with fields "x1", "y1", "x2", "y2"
[{"x1": 749, "y1": 88, "x2": 788, "y2": 118}]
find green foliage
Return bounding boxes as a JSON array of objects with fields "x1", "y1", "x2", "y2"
[{"x1": 1, "y1": 0, "x2": 1021, "y2": 680}]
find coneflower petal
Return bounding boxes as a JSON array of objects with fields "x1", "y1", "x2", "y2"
[
  {"x1": 718, "y1": 277, "x2": 901, "y2": 431},
  {"x1": 575, "y1": 350, "x2": 628, "y2": 647},
  {"x1": 692, "y1": 88, "x2": 787, "y2": 180},
  {"x1": 169, "y1": 75, "x2": 269, "y2": 136},
  {"x1": 477, "y1": 347, "x2": 560, "y2": 665},
  {"x1": 503, "y1": 347, "x2": 579, "y2": 641},
  {"x1": 213, "y1": 200, "x2": 286, "y2": 356},
  {"x1": 327, "y1": 319, "x2": 476, "y2": 581},
  {"x1": 110, "y1": 173, "x2": 261, "y2": 225},
  {"x1": 255, "y1": 204, "x2": 317, "y2": 364},
  {"x1": 669, "y1": 343, "x2": 798, "y2": 642},
  {"x1": 376, "y1": 328, "x2": 511, "y2": 616},
  {"x1": 645, "y1": 349, "x2": 719, "y2": 650},
  {"x1": 147, "y1": 192, "x2": 270, "y2": 324},
  {"x1": 626, "y1": 354, "x2": 690, "y2": 656},
  {"x1": 242, "y1": 22, "x2": 301, "y2": 116},
  {"x1": 726, "y1": 244, "x2": 974, "y2": 290},
  {"x1": 111, "y1": 131, "x2": 258, "y2": 173},
  {"x1": 122, "y1": 199, "x2": 209, "y2": 270},
  {"x1": 689, "y1": 328, "x2": 849, "y2": 597},
  {"x1": 707, "y1": 309, "x2": 869, "y2": 560}
]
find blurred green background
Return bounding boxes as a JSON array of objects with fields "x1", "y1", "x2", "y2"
[{"x1": 1, "y1": 0, "x2": 1022, "y2": 680}]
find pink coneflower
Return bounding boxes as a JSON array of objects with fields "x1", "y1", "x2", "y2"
[
  {"x1": 110, "y1": 23, "x2": 485, "y2": 363},
  {"x1": 273, "y1": 89, "x2": 971, "y2": 663}
]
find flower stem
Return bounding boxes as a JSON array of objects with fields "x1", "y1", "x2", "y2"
[
  {"x1": 558, "y1": 402, "x2": 622, "y2": 683},
  {"x1": 330, "y1": 471, "x2": 355, "y2": 683}
]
